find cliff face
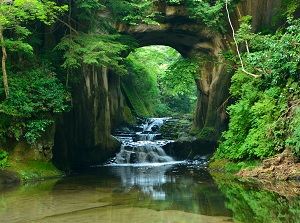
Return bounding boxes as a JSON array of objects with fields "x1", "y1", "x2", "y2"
[
  {"x1": 51, "y1": 0, "x2": 283, "y2": 169},
  {"x1": 194, "y1": 0, "x2": 282, "y2": 138},
  {"x1": 52, "y1": 65, "x2": 122, "y2": 169}
]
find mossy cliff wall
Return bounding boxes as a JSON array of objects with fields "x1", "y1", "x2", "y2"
[{"x1": 52, "y1": 65, "x2": 123, "y2": 169}]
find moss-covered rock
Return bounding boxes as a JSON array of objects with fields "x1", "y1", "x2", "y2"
[
  {"x1": 0, "y1": 131, "x2": 63, "y2": 181},
  {"x1": 122, "y1": 105, "x2": 137, "y2": 126},
  {"x1": 121, "y1": 81, "x2": 152, "y2": 117},
  {"x1": 160, "y1": 116, "x2": 217, "y2": 160},
  {"x1": 160, "y1": 116, "x2": 193, "y2": 140}
]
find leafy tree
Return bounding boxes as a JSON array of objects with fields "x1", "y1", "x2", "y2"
[
  {"x1": 186, "y1": 0, "x2": 240, "y2": 32},
  {"x1": 160, "y1": 57, "x2": 200, "y2": 97},
  {"x1": 55, "y1": 33, "x2": 137, "y2": 77},
  {"x1": 0, "y1": 0, "x2": 68, "y2": 98},
  {"x1": 0, "y1": 66, "x2": 71, "y2": 144},
  {"x1": 122, "y1": 46, "x2": 199, "y2": 116},
  {"x1": 107, "y1": 0, "x2": 159, "y2": 25}
]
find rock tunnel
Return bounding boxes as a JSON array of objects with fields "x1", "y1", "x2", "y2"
[{"x1": 52, "y1": 0, "x2": 282, "y2": 169}]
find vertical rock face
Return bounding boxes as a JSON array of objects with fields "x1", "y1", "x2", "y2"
[
  {"x1": 52, "y1": 65, "x2": 121, "y2": 169},
  {"x1": 52, "y1": 0, "x2": 283, "y2": 168},
  {"x1": 194, "y1": 0, "x2": 282, "y2": 138},
  {"x1": 236, "y1": 0, "x2": 282, "y2": 30}
]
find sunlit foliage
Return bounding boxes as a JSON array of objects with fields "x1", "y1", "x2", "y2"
[
  {"x1": 122, "y1": 46, "x2": 198, "y2": 117},
  {"x1": 0, "y1": 67, "x2": 71, "y2": 144},
  {"x1": 216, "y1": 17, "x2": 300, "y2": 160}
]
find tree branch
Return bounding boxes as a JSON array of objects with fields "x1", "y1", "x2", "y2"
[
  {"x1": 225, "y1": 0, "x2": 261, "y2": 78},
  {"x1": 56, "y1": 17, "x2": 78, "y2": 34},
  {"x1": 0, "y1": 25, "x2": 9, "y2": 98},
  {"x1": 217, "y1": 95, "x2": 232, "y2": 112}
]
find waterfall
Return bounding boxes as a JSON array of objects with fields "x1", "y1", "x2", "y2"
[
  {"x1": 115, "y1": 141, "x2": 174, "y2": 164},
  {"x1": 110, "y1": 118, "x2": 175, "y2": 164}
]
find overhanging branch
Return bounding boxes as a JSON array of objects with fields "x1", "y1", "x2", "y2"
[{"x1": 225, "y1": 0, "x2": 261, "y2": 78}]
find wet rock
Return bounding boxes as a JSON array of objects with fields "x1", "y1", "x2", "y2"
[
  {"x1": 151, "y1": 125, "x2": 159, "y2": 132},
  {"x1": 237, "y1": 149, "x2": 300, "y2": 181},
  {"x1": 0, "y1": 170, "x2": 20, "y2": 187}
]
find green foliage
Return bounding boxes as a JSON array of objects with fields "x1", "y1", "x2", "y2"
[
  {"x1": 242, "y1": 19, "x2": 300, "y2": 86},
  {"x1": 66, "y1": 0, "x2": 115, "y2": 32},
  {"x1": 0, "y1": 0, "x2": 68, "y2": 26},
  {"x1": 122, "y1": 46, "x2": 198, "y2": 117},
  {"x1": 210, "y1": 159, "x2": 259, "y2": 172},
  {"x1": 273, "y1": 0, "x2": 300, "y2": 23},
  {"x1": 286, "y1": 108, "x2": 300, "y2": 155},
  {"x1": 235, "y1": 16, "x2": 255, "y2": 44},
  {"x1": 0, "y1": 0, "x2": 68, "y2": 54},
  {"x1": 56, "y1": 33, "x2": 137, "y2": 74},
  {"x1": 122, "y1": 54, "x2": 160, "y2": 117},
  {"x1": 107, "y1": 0, "x2": 159, "y2": 25},
  {"x1": 216, "y1": 18, "x2": 300, "y2": 161},
  {"x1": 75, "y1": 0, "x2": 105, "y2": 22},
  {"x1": 0, "y1": 67, "x2": 71, "y2": 144},
  {"x1": 217, "y1": 72, "x2": 288, "y2": 160},
  {"x1": 163, "y1": 92, "x2": 197, "y2": 114},
  {"x1": 160, "y1": 57, "x2": 200, "y2": 97},
  {"x1": 186, "y1": 0, "x2": 240, "y2": 32},
  {"x1": 19, "y1": 170, "x2": 40, "y2": 180},
  {"x1": 0, "y1": 149, "x2": 9, "y2": 169},
  {"x1": 24, "y1": 119, "x2": 54, "y2": 145}
]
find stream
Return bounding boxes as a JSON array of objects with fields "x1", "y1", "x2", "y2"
[{"x1": 1, "y1": 118, "x2": 300, "y2": 222}]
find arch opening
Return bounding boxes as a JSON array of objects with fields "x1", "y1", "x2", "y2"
[{"x1": 121, "y1": 45, "x2": 198, "y2": 118}]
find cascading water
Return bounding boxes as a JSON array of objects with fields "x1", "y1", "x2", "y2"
[{"x1": 110, "y1": 118, "x2": 176, "y2": 165}]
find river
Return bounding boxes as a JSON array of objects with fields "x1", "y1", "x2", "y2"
[
  {"x1": 1, "y1": 117, "x2": 300, "y2": 222},
  {"x1": 1, "y1": 163, "x2": 300, "y2": 223}
]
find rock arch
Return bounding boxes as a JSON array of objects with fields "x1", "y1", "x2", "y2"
[
  {"x1": 117, "y1": 4, "x2": 231, "y2": 133},
  {"x1": 52, "y1": 0, "x2": 282, "y2": 169}
]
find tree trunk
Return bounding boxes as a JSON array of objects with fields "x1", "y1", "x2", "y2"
[{"x1": 0, "y1": 26, "x2": 9, "y2": 98}]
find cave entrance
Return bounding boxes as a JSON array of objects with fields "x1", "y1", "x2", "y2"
[{"x1": 121, "y1": 45, "x2": 197, "y2": 118}]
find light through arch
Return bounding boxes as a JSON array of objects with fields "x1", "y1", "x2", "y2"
[{"x1": 121, "y1": 45, "x2": 198, "y2": 118}]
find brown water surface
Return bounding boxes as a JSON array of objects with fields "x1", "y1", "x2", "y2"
[{"x1": 4, "y1": 162, "x2": 300, "y2": 222}]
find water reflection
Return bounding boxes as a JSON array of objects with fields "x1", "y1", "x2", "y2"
[
  {"x1": 109, "y1": 164, "x2": 175, "y2": 200},
  {"x1": 212, "y1": 173, "x2": 300, "y2": 223},
  {"x1": 2, "y1": 164, "x2": 300, "y2": 222},
  {"x1": 105, "y1": 163, "x2": 231, "y2": 216}
]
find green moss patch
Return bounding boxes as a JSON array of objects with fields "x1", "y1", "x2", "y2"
[
  {"x1": 7, "y1": 161, "x2": 63, "y2": 181},
  {"x1": 209, "y1": 158, "x2": 260, "y2": 173}
]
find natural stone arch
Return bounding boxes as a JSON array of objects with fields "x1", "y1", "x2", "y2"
[
  {"x1": 52, "y1": 0, "x2": 283, "y2": 169},
  {"x1": 117, "y1": 7, "x2": 231, "y2": 137}
]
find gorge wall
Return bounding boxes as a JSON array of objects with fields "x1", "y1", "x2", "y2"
[
  {"x1": 52, "y1": 66, "x2": 123, "y2": 169},
  {"x1": 52, "y1": 0, "x2": 282, "y2": 169}
]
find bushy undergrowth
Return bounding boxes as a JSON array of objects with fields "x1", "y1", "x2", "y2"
[
  {"x1": 0, "y1": 149, "x2": 9, "y2": 169},
  {"x1": 215, "y1": 17, "x2": 300, "y2": 161},
  {"x1": 0, "y1": 67, "x2": 71, "y2": 144}
]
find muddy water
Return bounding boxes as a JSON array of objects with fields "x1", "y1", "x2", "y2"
[{"x1": 2, "y1": 163, "x2": 300, "y2": 223}]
